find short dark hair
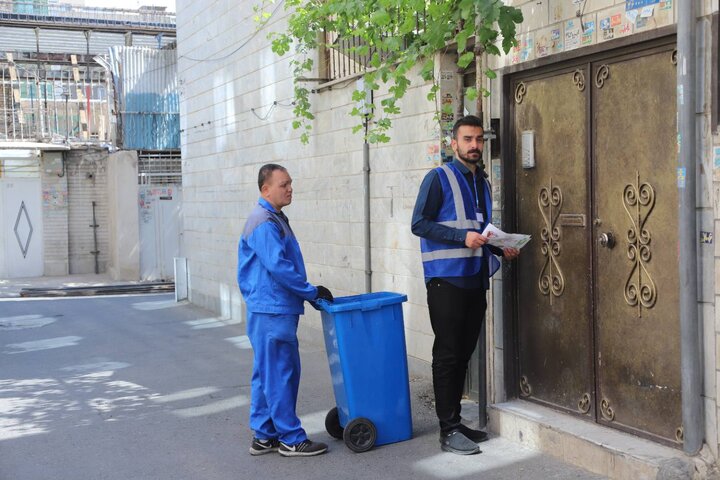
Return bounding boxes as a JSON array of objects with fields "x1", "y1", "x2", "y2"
[
  {"x1": 258, "y1": 163, "x2": 287, "y2": 191},
  {"x1": 452, "y1": 115, "x2": 483, "y2": 139}
]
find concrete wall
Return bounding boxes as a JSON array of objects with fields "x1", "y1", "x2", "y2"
[
  {"x1": 66, "y1": 148, "x2": 110, "y2": 274},
  {"x1": 40, "y1": 151, "x2": 69, "y2": 276},
  {"x1": 176, "y1": 0, "x2": 438, "y2": 372},
  {"x1": 502, "y1": 0, "x2": 676, "y2": 66},
  {"x1": 107, "y1": 150, "x2": 140, "y2": 281}
]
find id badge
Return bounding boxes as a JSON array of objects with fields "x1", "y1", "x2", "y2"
[{"x1": 476, "y1": 212, "x2": 484, "y2": 222}]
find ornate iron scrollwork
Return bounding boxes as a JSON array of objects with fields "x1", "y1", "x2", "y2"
[
  {"x1": 600, "y1": 398, "x2": 615, "y2": 421},
  {"x1": 538, "y1": 179, "x2": 565, "y2": 303},
  {"x1": 623, "y1": 171, "x2": 657, "y2": 318},
  {"x1": 578, "y1": 393, "x2": 591, "y2": 414},
  {"x1": 572, "y1": 69, "x2": 586, "y2": 92},
  {"x1": 676, "y1": 426, "x2": 684, "y2": 443},
  {"x1": 595, "y1": 64, "x2": 610, "y2": 88},
  {"x1": 519, "y1": 376, "x2": 532, "y2": 397},
  {"x1": 514, "y1": 82, "x2": 527, "y2": 104}
]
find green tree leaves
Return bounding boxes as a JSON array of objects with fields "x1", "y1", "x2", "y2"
[{"x1": 258, "y1": 0, "x2": 523, "y2": 143}]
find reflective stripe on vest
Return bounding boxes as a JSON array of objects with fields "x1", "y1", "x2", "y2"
[
  {"x1": 436, "y1": 164, "x2": 482, "y2": 257},
  {"x1": 421, "y1": 247, "x2": 484, "y2": 262}
]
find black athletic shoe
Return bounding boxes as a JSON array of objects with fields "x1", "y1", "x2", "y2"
[
  {"x1": 458, "y1": 424, "x2": 489, "y2": 443},
  {"x1": 439, "y1": 431, "x2": 481, "y2": 455},
  {"x1": 278, "y1": 439, "x2": 328, "y2": 457},
  {"x1": 249, "y1": 437, "x2": 279, "y2": 456}
]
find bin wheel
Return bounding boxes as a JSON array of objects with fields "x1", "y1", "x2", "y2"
[
  {"x1": 343, "y1": 417, "x2": 376, "y2": 453},
  {"x1": 325, "y1": 407, "x2": 344, "y2": 440}
]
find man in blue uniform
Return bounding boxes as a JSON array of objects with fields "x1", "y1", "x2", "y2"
[
  {"x1": 412, "y1": 115, "x2": 520, "y2": 455},
  {"x1": 237, "y1": 163, "x2": 333, "y2": 457}
]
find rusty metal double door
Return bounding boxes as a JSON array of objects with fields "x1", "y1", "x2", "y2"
[{"x1": 512, "y1": 44, "x2": 681, "y2": 445}]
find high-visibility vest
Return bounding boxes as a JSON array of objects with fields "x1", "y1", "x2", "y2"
[{"x1": 420, "y1": 163, "x2": 499, "y2": 279}]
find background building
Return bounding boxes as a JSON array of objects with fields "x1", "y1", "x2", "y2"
[{"x1": 0, "y1": 0, "x2": 181, "y2": 281}]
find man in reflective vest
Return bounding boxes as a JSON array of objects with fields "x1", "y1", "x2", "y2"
[
  {"x1": 238, "y1": 163, "x2": 334, "y2": 457},
  {"x1": 412, "y1": 115, "x2": 520, "y2": 455}
]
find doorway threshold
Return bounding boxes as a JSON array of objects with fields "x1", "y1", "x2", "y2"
[{"x1": 489, "y1": 400, "x2": 714, "y2": 479}]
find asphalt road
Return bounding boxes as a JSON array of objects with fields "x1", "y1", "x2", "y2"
[{"x1": 0, "y1": 294, "x2": 605, "y2": 480}]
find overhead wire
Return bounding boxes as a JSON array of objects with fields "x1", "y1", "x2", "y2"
[{"x1": 179, "y1": 0, "x2": 285, "y2": 63}]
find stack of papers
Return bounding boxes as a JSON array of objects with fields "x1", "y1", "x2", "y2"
[{"x1": 481, "y1": 223, "x2": 531, "y2": 249}]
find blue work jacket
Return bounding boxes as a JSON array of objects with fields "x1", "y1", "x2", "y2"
[{"x1": 237, "y1": 198, "x2": 317, "y2": 314}]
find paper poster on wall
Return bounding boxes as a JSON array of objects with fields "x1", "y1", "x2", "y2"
[
  {"x1": 625, "y1": 0, "x2": 660, "y2": 10},
  {"x1": 42, "y1": 187, "x2": 67, "y2": 209},
  {"x1": 564, "y1": 19, "x2": 582, "y2": 51},
  {"x1": 581, "y1": 21, "x2": 595, "y2": 46}
]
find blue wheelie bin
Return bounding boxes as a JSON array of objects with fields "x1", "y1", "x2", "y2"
[{"x1": 318, "y1": 291, "x2": 412, "y2": 453}]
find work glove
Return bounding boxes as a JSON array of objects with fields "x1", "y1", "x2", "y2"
[{"x1": 315, "y1": 285, "x2": 334, "y2": 302}]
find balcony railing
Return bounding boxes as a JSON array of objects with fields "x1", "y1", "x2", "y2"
[{"x1": 0, "y1": 1, "x2": 175, "y2": 30}]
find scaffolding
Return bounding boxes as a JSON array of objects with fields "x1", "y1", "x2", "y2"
[
  {"x1": 0, "y1": 54, "x2": 111, "y2": 142},
  {"x1": 0, "y1": 1, "x2": 175, "y2": 31}
]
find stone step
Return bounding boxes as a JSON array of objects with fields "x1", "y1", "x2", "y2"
[{"x1": 489, "y1": 400, "x2": 713, "y2": 479}]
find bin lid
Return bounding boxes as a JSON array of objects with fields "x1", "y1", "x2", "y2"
[{"x1": 317, "y1": 291, "x2": 407, "y2": 313}]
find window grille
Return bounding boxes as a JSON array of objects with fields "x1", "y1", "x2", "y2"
[
  {"x1": 322, "y1": 12, "x2": 426, "y2": 82},
  {"x1": 137, "y1": 150, "x2": 181, "y2": 185}
]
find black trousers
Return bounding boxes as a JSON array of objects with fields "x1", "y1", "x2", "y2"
[{"x1": 426, "y1": 278, "x2": 487, "y2": 435}]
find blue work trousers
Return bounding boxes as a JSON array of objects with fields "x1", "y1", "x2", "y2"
[{"x1": 246, "y1": 311, "x2": 307, "y2": 445}]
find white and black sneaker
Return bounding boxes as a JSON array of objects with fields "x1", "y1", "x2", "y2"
[
  {"x1": 249, "y1": 437, "x2": 279, "y2": 456},
  {"x1": 278, "y1": 439, "x2": 328, "y2": 457}
]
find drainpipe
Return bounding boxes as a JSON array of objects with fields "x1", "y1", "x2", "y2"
[
  {"x1": 360, "y1": 83, "x2": 373, "y2": 293},
  {"x1": 363, "y1": 138, "x2": 371, "y2": 293},
  {"x1": 677, "y1": 0, "x2": 703, "y2": 455}
]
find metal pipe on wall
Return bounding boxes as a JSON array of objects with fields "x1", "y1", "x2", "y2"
[
  {"x1": 362, "y1": 86, "x2": 373, "y2": 293},
  {"x1": 677, "y1": 0, "x2": 703, "y2": 455},
  {"x1": 364, "y1": 139, "x2": 371, "y2": 293}
]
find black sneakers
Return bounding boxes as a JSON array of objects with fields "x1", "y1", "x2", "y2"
[
  {"x1": 439, "y1": 431, "x2": 481, "y2": 455},
  {"x1": 249, "y1": 437, "x2": 280, "y2": 456},
  {"x1": 278, "y1": 439, "x2": 328, "y2": 457},
  {"x1": 458, "y1": 424, "x2": 489, "y2": 443}
]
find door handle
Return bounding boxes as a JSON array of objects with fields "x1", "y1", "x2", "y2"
[{"x1": 598, "y1": 232, "x2": 615, "y2": 249}]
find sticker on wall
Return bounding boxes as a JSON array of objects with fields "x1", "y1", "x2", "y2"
[
  {"x1": 640, "y1": 6, "x2": 654, "y2": 17},
  {"x1": 714, "y1": 146, "x2": 720, "y2": 169},
  {"x1": 426, "y1": 144, "x2": 441, "y2": 165},
  {"x1": 564, "y1": 19, "x2": 582, "y2": 51},
  {"x1": 42, "y1": 187, "x2": 68, "y2": 209},
  {"x1": 626, "y1": 0, "x2": 660, "y2": 10},
  {"x1": 700, "y1": 232, "x2": 714, "y2": 244},
  {"x1": 536, "y1": 26, "x2": 564, "y2": 58},
  {"x1": 659, "y1": 0, "x2": 672, "y2": 10},
  {"x1": 581, "y1": 21, "x2": 595, "y2": 46},
  {"x1": 677, "y1": 167, "x2": 686, "y2": 188},
  {"x1": 511, "y1": 34, "x2": 534, "y2": 64},
  {"x1": 626, "y1": 10, "x2": 639, "y2": 23},
  {"x1": 440, "y1": 71, "x2": 454, "y2": 81},
  {"x1": 491, "y1": 160, "x2": 502, "y2": 207}
]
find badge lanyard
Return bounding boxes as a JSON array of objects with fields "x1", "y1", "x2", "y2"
[{"x1": 472, "y1": 174, "x2": 483, "y2": 223}]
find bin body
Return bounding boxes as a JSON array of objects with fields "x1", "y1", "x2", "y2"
[{"x1": 320, "y1": 292, "x2": 412, "y2": 446}]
